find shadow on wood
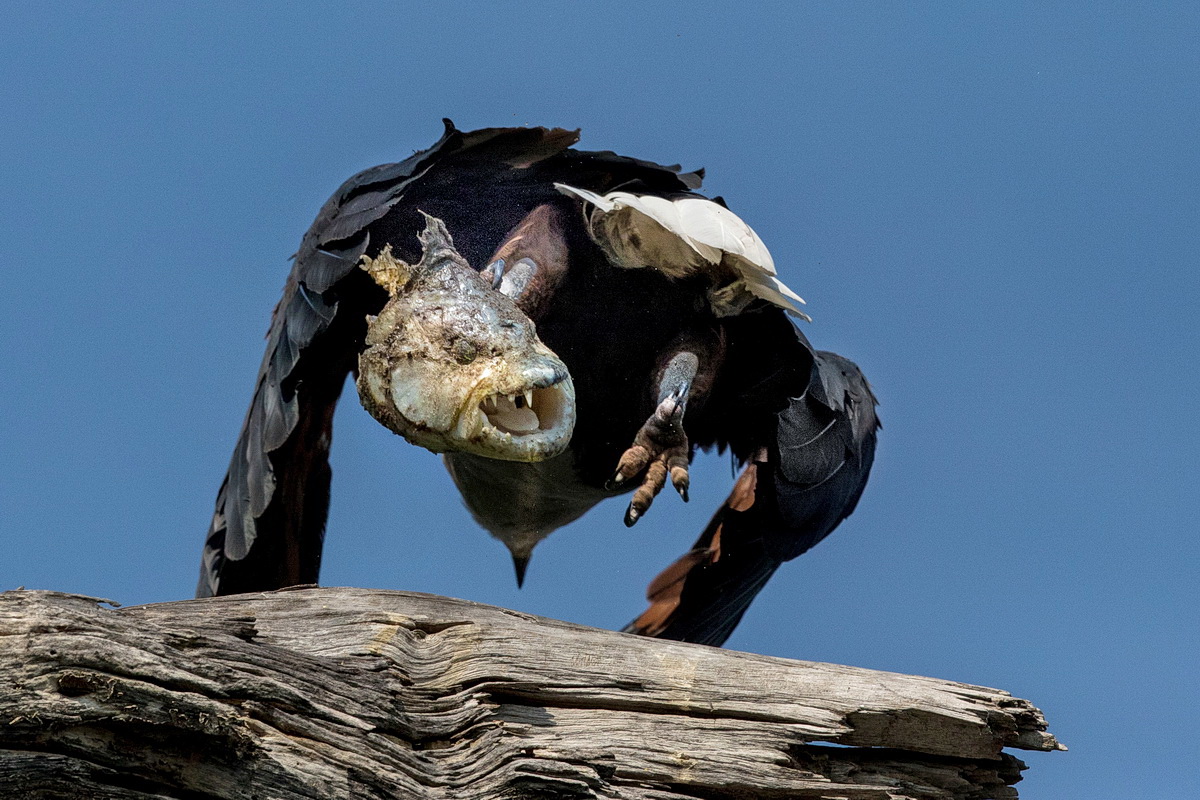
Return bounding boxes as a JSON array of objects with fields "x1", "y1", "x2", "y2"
[{"x1": 0, "y1": 588, "x2": 1062, "y2": 799}]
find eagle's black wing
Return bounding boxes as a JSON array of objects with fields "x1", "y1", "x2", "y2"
[
  {"x1": 198, "y1": 121, "x2": 700, "y2": 597},
  {"x1": 626, "y1": 323, "x2": 879, "y2": 646}
]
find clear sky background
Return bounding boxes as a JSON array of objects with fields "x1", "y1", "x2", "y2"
[{"x1": 3, "y1": 3, "x2": 1196, "y2": 797}]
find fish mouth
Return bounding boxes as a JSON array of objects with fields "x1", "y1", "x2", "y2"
[{"x1": 458, "y1": 366, "x2": 576, "y2": 461}]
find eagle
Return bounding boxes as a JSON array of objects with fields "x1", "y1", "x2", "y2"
[{"x1": 198, "y1": 121, "x2": 879, "y2": 647}]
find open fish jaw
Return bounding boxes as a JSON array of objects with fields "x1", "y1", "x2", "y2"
[
  {"x1": 459, "y1": 367, "x2": 577, "y2": 460},
  {"x1": 355, "y1": 222, "x2": 576, "y2": 462}
]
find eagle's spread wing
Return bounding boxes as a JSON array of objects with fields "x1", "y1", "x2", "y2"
[{"x1": 625, "y1": 336, "x2": 878, "y2": 646}]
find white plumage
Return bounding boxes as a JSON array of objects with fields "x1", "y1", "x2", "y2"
[{"x1": 555, "y1": 183, "x2": 810, "y2": 320}]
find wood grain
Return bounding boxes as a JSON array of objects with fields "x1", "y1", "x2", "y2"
[{"x1": 0, "y1": 588, "x2": 1062, "y2": 799}]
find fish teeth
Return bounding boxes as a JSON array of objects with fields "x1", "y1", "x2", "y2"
[{"x1": 480, "y1": 391, "x2": 537, "y2": 414}]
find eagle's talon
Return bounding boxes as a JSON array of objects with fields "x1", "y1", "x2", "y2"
[
  {"x1": 480, "y1": 258, "x2": 506, "y2": 289},
  {"x1": 499, "y1": 257, "x2": 537, "y2": 300},
  {"x1": 611, "y1": 397, "x2": 691, "y2": 524},
  {"x1": 668, "y1": 452, "x2": 689, "y2": 499}
]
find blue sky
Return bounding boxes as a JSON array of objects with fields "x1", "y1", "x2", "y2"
[{"x1": 3, "y1": 3, "x2": 1197, "y2": 796}]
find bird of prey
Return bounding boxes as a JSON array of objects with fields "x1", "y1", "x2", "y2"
[{"x1": 198, "y1": 121, "x2": 879, "y2": 647}]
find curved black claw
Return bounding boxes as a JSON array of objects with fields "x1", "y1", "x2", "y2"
[
  {"x1": 481, "y1": 258, "x2": 506, "y2": 289},
  {"x1": 611, "y1": 395, "x2": 690, "y2": 525}
]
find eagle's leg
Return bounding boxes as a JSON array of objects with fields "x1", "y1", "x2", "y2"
[
  {"x1": 482, "y1": 204, "x2": 569, "y2": 321},
  {"x1": 481, "y1": 257, "x2": 538, "y2": 298},
  {"x1": 479, "y1": 257, "x2": 506, "y2": 288},
  {"x1": 611, "y1": 353, "x2": 694, "y2": 526},
  {"x1": 611, "y1": 328, "x2": 724, "y2": 527}
]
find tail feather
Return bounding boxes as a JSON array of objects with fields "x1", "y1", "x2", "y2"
[
  {"x1": 625, "y1": 460, "x2": 781, "y2": 647},
  {"x1": 626, "y1": 346, "x2": 878, "y2": 646}
]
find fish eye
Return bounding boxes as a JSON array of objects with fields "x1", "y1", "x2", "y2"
[{"x1": 451, "y1": 338, "x2": 477, "y2": 364}]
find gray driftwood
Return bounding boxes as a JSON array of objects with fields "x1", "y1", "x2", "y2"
[{"x1": 0, "y1": 588, "x2": 1062, "y2": 799}]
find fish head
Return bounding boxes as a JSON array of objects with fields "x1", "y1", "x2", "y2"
[{"x1": 356, "y1": 218, "x2": 575, "y2": 462}]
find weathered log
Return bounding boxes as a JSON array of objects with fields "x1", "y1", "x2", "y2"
[{"x1": 0, "y1": 588, "x2": 1062, "y2": 799}]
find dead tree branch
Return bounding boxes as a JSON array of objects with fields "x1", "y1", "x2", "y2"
[{"x1": 0, "y1": 588, "x2": 1062, "y2": 799}]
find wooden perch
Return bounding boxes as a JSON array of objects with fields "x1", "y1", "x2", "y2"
[{"x1": 0, "y1": 588, "x2": 1062, "y2": 799}]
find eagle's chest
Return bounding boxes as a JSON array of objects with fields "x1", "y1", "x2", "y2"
[{"x1": 442, "y1": 450, "x2": 610, "y2": 556}]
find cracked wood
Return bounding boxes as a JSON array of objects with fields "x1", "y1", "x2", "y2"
[{"x1": 0, "y1": 588, "x2": 1062, "y2": 799}]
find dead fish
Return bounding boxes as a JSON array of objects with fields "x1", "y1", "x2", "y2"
[{"x1": 356, "y1": 213, "x2": 576, "y2": 463}]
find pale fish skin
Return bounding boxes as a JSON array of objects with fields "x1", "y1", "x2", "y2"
[{"x1": 356, "y1": 215, "x2": 576, "y2": 463}]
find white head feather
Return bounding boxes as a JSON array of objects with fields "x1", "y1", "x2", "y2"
[{"x1": 555, "y1": 183, "x2": 809, "y2": 320}]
